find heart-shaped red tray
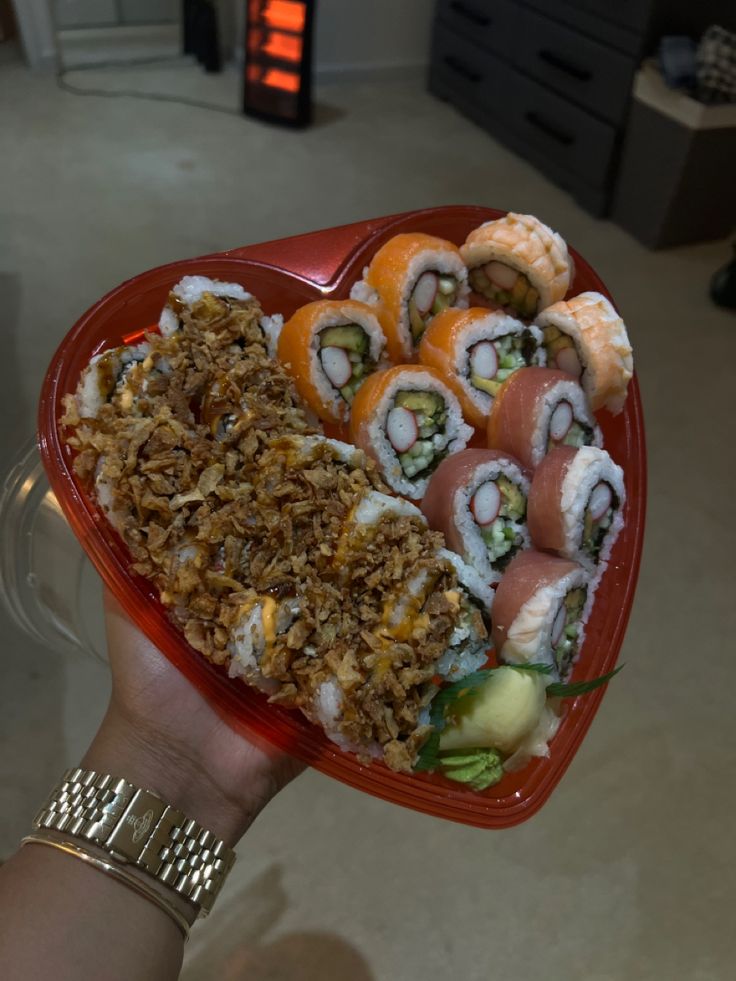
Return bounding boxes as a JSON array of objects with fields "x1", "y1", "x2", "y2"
[{"x1": 38, "y1": 206, "x2": 646, "y2": 828}]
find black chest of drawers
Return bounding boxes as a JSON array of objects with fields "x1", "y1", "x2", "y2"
[{"x1": 428, "y1": 0, "x2": 736, "y2": 216}]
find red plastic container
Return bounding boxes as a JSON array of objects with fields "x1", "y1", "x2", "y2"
[{"x1": 38, "y1": 206, "x2": 646, "y2": 828}]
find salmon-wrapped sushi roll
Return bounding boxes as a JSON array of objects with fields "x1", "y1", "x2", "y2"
[
  {"x1": 528, "y1": 446, "x2": 625, "y2": 576},
  {"x1": 487, "y1": 367, "x2": 601, "y2": 471},
  {"x1": 277, "y1": 299, "x2": 387, "y2": 425},
  {"x1": 421, "y1": 449, "x2": 530, "y2": 583},
  {"x1": 349, "y1": 365, "x2": 472, "y2": 499},
  {"x1": 535, "y1": 291, "x2": 633, "y2": 414},
  {"x1": 461, "y1": 213, "x2": 572, "y2": 320},
  {"x1": 492, "y1": 550, "x2": 591, "y2": 680},
  {"x1": 418, "y1": 307, "x2": 545, "y2": 428},
  {"x1": 350, "y1": 233, "x2": 469, "y2": 361}
]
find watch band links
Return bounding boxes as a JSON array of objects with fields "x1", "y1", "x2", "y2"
[{"x1": 33, "y1": 767, "x2": 235, "y2": 916}]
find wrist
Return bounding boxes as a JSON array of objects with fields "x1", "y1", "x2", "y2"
[{"x1": 82, "y1": 705, "x2": 253, "y2": 847}]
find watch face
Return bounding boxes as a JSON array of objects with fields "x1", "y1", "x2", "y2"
[{"x1": 243, "y1": 1, "x2": 313, "y2": 126}]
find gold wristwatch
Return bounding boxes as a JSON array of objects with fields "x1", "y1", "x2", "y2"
[{"x1": 31, "y1": 767, "x2": 236, "y2": 917}]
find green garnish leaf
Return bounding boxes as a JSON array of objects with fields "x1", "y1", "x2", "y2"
[
  {"x1": 414, "y1": 670, "x2": 494, "y2": 772},
  {"x1": 546, "y1": 665, "x2": 623, "y2": 698},
  {"x1": 511, "y1": 663, "x2": 554, "y2": 676}
]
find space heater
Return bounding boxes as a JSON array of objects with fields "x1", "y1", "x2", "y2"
[{"x1": 243, "y1": 0, "x2": 316, "y2": 127}]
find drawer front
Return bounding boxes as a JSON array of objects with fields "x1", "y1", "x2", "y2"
[
  {"x1": 436, "y1": 0, "x2": 517, "y2": 56},
  {"x1": 523, "y1": 0, "x2": 652, "y2": 35},
  {"x1": 429, "y1": 26, "x2": 506, "y2": 111},
  {"x1": 502, "y1": 69, "x2": 617, "y2": 186},
  {"x1": 514, "y1": 8, "x2": 636, "y2": 125}
]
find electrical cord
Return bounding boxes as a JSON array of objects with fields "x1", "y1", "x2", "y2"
[{"x1": 55, "y1": 55, "x2": 241, "y2": 117}]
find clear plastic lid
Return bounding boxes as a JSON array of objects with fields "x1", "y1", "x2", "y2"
[{"x1": 0, "y1": 439, "x2": 107, "y2": 661}]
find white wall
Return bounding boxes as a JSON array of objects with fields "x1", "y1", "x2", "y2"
[
  {"x1": 313, "y1": 0, "x2": 434, "y2": 80},
  {"x1": 234, "y1": 0, "x2": 434, "y2": 81}
]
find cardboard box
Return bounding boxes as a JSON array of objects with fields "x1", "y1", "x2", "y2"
[{"x1": 612, "y1": 62, "x2": 736, "y2": 248}]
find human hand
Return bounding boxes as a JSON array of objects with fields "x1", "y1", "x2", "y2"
[{"x1": 84, "y1": 590, "x2": 304, "y2": 846}]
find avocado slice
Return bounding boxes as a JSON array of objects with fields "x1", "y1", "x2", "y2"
[
  {"x1": 395, "y1": 389, "x2": 444, "y2": 416},
  {"x1": 564, "y1": 588, "x2": 586, "y2": 620},
  {"x1": 471, "y1": 375, "x2": 503, "y2": 396},
  {"x1": 497, "y1": 475, "x2": 526, "y2": 519},
  {"x1": 319, "y1": 323, "x2": 368, "y2": 354},
  {"x1": 547, "y1": 334, "x2": 574, "y2": 359}
]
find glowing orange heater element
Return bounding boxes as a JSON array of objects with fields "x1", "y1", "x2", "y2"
[
  {"x1": 261, "y1": 0, "x2": 306, "y2": 32},
  {"x1": 262, "y1": 67, "x2": 300, "y2": 92},
  {"x1": 243, "y1": 0, "x2": 314, "y2": 126},
  {"x1": 262, "y1": 31, "x2": 303, "y2": 62}
]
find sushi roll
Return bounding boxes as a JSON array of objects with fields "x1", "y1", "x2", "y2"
[
  {"x1": 492, "y1": 550, "x2": 591, "y2": 680},
  {"x1": 159, "y1": 274, "x2": 279, "y2": 352},
  {"x1": 227, "y1": 592, "x2": 301, "y2": 695},
  {"x1": 277, "y1": 299, "x2": 387, "y2": 425},
  {"x1": 349, "y1": 365, "x2": 473, "y2": 499},
  {"x1": 350, "y1": 232, "x2": 469, "y2": 361},
  {"x1": 527, "y1": 446, "x2": 625, "y2": 575},
  {"x1": 418, "y1": 307, "x2": 545, "y2": 428},
  {"x1": 76, "y1": 342, "x2": 152, "y2": 418},
  {"x1": 535, "y1": 291, "x2": 634, "y2": 414},
  {"x1": 487, "y1": 367, "x2": 601, "y2": 472},
  {"x1": 461, "y1": 213, "x2": 572, "y2": 319},
  {"x1": 421, "y1": 449, "x2": 530, "y2": 583}
]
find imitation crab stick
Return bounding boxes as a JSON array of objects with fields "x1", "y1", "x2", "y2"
[{"x1": 350, "y1": 232, "x2": 469, "y2": 361}]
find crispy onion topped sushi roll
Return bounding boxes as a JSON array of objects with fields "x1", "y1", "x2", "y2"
[
  {"x1": 277, "y1": 299, "x2": 387, "y2": 425},
  {"x1": 535, "y1": 291, "x2": 633, "y2": 414},
  {"x1": 421, "y1": 449, "x2": 530, "y2": 583},
  {"x1": 159, "y1": 274, "x2": 282, "y2": 353},
  {"x1": 75, "y1": 342, "x2": 153, "y2": 419},
  {"x1": 528, "y1": 446, "x2": 625, "y2": 575},
  {"x1": 350, "y1": 365, "x2": 472, "y2": 499},
  {"x1": 418, "y1": 307, "x2": 545, "y2": 428},
  {"x1": 461, "y1": 213, "x2": 572, "y2": 319},
  {"x1": 227, "y1": 592, "x2": 301, "y2": 696},
  {"x1": 492, "y1": 550, "x2": 591, "y2": 680},
  {"x1": 350, "y1": 232, "x2": 469, "y2": 360},
  {"x1": 487, "y1": 367, "x2": 601, "y2": 471}
]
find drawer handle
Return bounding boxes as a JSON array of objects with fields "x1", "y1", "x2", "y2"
[
  {"x1": 443, "y1": 55, "x2": 482, "y2": 83},
  {"x1": 525, "y1": 111, "x2": 574, "y2": 146},
  {"x1": 538, "y1": 49, "x2": 592, "y2": 82},
  {"x1": 450, "y1": 1, "x2": 491, "y2": 27}
]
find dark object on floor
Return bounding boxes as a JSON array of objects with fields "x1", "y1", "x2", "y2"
[
  {"x1": 182, "y1": 0, "x2": 221, "y2": 73},
  {"x1": 710, "y1": 244, "x2": 736, "y2": 309},
  {"x1": 612, "y1": 65, "x2": 736, "y2": 248}
]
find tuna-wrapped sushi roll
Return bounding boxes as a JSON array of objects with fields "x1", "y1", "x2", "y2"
[
  {"x1": 492, "y1": 550, "x2": 591, "y2": 680},
  {"x1": 487, "y1": 367, "x2": 601, "y2": 471},
  {"x1": 461, "y1": 213, "x2": 572, "y2": 319},
  {"x1": 349, "y1": 365, "x2": 472, "y2": 499},
  {"x1": 527, "y1": 446, "x2": 625, "y2": 575},
  {"x1": 277, "y1": 299, "x2": 387, "y2": 425},
  {"x1": 535, "y1": 291, "x2": 634, "y2": 414},
  {"x1": 418, "y1": 307, "x2": 545, "y2": 428},
  {"x1": 350, "y1": 232, "x2": 469, "y2": 360},
  {"x1": 421, "y1": 449, "x2": 530, "y2": 583}
]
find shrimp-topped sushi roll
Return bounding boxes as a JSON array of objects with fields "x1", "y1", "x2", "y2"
[
  {"x1": 421, "y1": 449, "x2": 530, "y2": 582},
  {"x1": 418, "y1": 307, "x2": 545, "y2": 428},
  {"x1": 277, "y1": 299, "x2": 387, "y2": 425},
  {"x1": 461, "y1": 213, "x2": 572, "y2": 320},
  {"x1": 492, "y1": 550, "x2": 591, "y2": 680},
  {"x1": 487, "y1": 367, "x2": 601, "y2": 472},
  {"x1": 349, "y1": 365, "x2": 472, "y2": 499},
  {"x1": 350, "y1": 232, "x2": 469, "y2": 360},
  {"x1": 535, "y1": 292, "x2": 634, "y2": 414},
  {"x1": 528, "y1": 446, "x2": 625, "y2": 576}
]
